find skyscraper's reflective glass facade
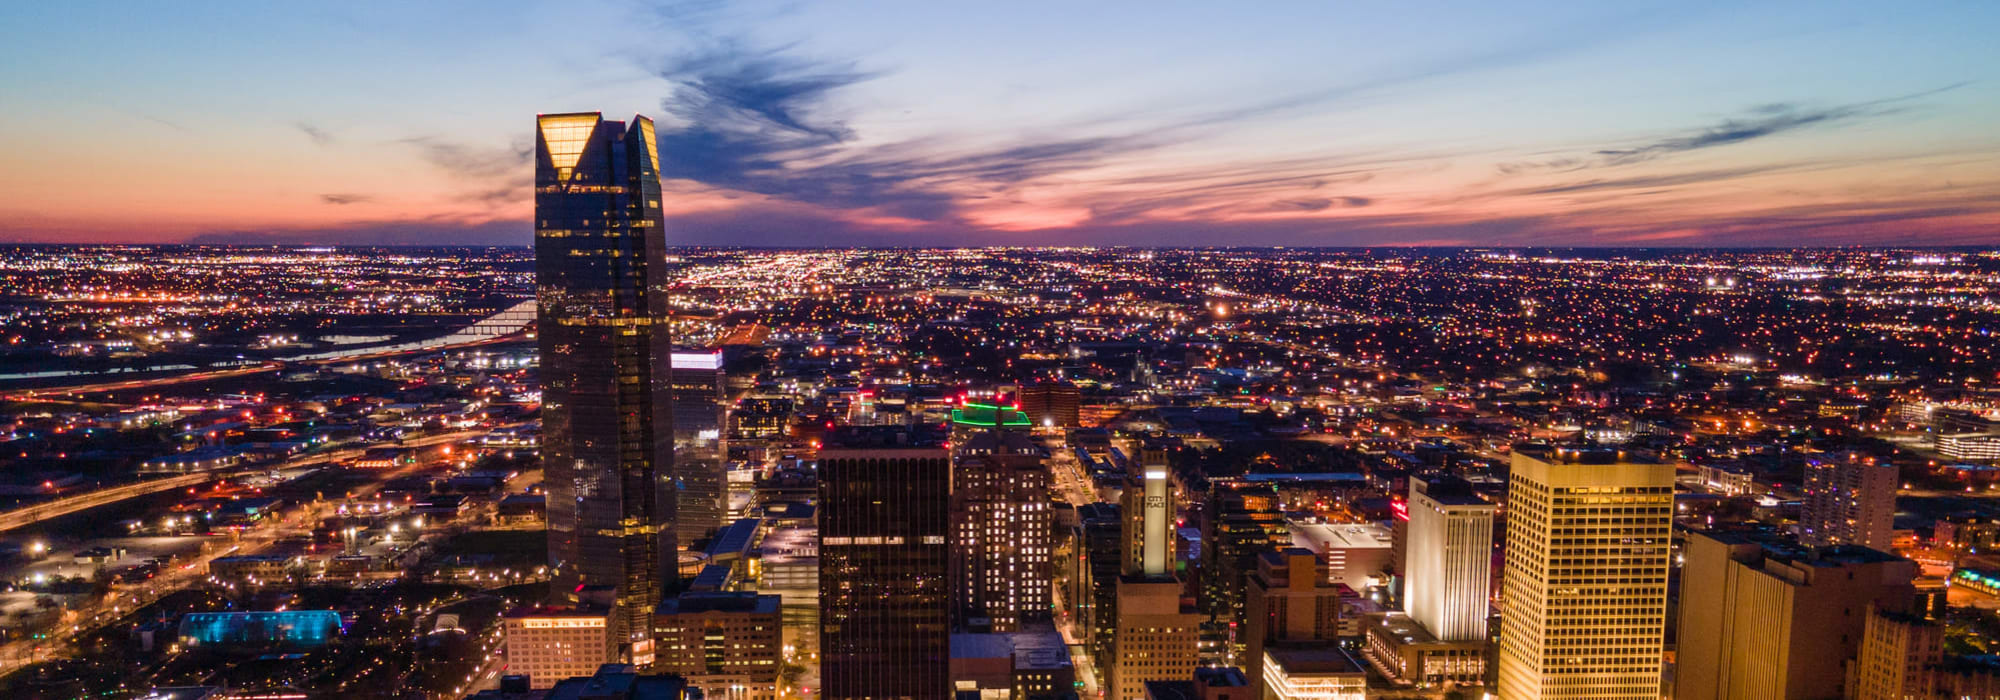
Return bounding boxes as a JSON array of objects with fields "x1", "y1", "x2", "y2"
[
  {"x1": 817, "y1": 427, "x2": 951, "y2": 700},
  {"x1": 535, "y1": 112, "x2": 675, "y2": 665}
]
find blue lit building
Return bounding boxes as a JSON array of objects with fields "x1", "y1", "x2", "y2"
[{"x1": 177, "y1": 610, "x2": 346, "y2": 650}]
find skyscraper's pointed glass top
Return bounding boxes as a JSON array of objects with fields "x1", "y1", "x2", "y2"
[
  {"x1": 539, "y1": 113, "x2": 600, "y2": 185},
  {"x1": 637, "y1": 116, "x2": 660, "y2": 177}
]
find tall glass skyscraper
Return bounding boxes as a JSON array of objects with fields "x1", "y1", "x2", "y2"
[
  {"x1": 817, "y1": 425, "x2": 952, "y2": 700},
  {"x1": 534, "y1": 111, "x2": 675, "y2": 667},
  {"x1": 669, "y1": 349, "x2": 726, "y2": 548}
]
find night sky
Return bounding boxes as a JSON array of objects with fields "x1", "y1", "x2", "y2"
[{"x1": 3, "y1": 1, "x2": 1997, "y2": 246}]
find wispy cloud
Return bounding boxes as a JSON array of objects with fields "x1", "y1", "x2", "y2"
[
  {"x1": 296, "y1": 122, "x2": 334, "y2": 146},
  {"x1": 1504, "y1": 83, "x2": 1970, "y2": 173},
  {"x1": 600, "y1": 5, "x2": 2000, "y2": 247},
  {"x1": 401, "y1": 136, "x2": 532, "y2": 179},
  {"x1": 1592, "y1": 103, "x2": 1874, "y2": 165},
  {"x1": 319, "y1": 193, "x2": 371, "y2": 205},
  {"x1": 399, "y1": 135, "x2": 534, "y2": 210},
  {"x1": 646, "y1": 37, "x2": 1176, "y2": 223},
  {"x1": 1513, "y1": 165, "x2": 1793, "y2": 195}
]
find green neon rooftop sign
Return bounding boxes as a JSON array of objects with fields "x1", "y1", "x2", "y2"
[{"x1": 952, "y1": 402, "x2": 1032, "y2": 427}]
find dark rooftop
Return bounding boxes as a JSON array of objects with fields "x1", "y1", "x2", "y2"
[
  {"x1": 1514, "y1": 442, "x2": 1653, "y2": 464},
  {"x1": 658, "y1": 591, "x2": 780, "y2": 616},
  {"x1": 823, "y1": 423, "x2": 948, "y2": 449},
  {"x1": 1413, "y1": 474, "x2": 1489, "y2": 506},
  {"x1": 1264, "y1": 645, "x2": 1366, "y2": 674},
  {"x1": 1693, "y1": 526, "x2": 1909, "y2": 567}
]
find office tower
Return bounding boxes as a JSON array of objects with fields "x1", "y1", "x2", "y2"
[
  {"x1": 948, "y1": 400, "x2": 1031, "y2": 443},
  {"x1": 1077, "y1": 502, "x2": 1125, "y2": 674},
  {"x1": 817, "y1": 426, "x2": 951, "y2": 700},
  {"x1": 504, "y1": 607, "x2": 613, "y2": 689},
  {"x1": 669, "y1": 349, "x2": 727, "y2": 549},
  {"x1": 1496, "y1": 446, "x2": 1674, "y2": 700},
  {"x1": 1800, "y1": 456, "x2": 1897, "y2": 550},
  {"x1": 1404, "y1": 475, "x2": 1495, "y2": 643},
  {"x1": 1018, "y1": 381, "x2": 1081, "y2": 428},
  {"x1": 1200, "y1": 479, "x2": 1291, "y2": 664},
  {"x1": 535, "y1": 111, "x2": 675, "y2": 665},
  {"x1": 1112, "y1": 575, "x2": 1202, "y2": 700},
  {"x1": 1676, "y1": 529, "x2": 1917, "y2": 700},
  {"x1": 1111, "y1": 450, "x2": 1201, "y2": 700},
  {"x1": 1242, "y1": 548, "x2": 1342, "y2": 699},
  {"x1": 1121, "y1": 461, "x2": 1175, "y2": 577},
  {"x1": 949, "y1": 403, "x2": 1051, "y2": 632},
  {"x1": 653, "y1": 591, "x2": 782, "y2": 700},
  {"x1": 1847, "y1": 606, "x2": 1943, "y2": 700}
]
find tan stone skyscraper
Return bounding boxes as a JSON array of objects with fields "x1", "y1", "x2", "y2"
[
  {"x1": 1110, "y1": 456, "x2": 1199, "y2": 700},
  {"x1": 1496, "y1": 446, "x2": 1674, "y2": 699},
  {"x1": 1405, "y1": 475, "x2": 1495, "y2": 643},
  {"x1": 1676, "y1": 529, "x2": 1916, "y2": 700}
]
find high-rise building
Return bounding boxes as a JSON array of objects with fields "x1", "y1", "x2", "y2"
[
  {"x1": 1075, "y1": 502, "x2": 1125, "y2": 675},
  {"x1": 1200, "y1": 479, "x2": 1291, "y2": 665},
  {"x1": 1111, "y1": 447, "x2": 1200, "y2": 700},
  {"x1": 1242, "y1": 548, "x2": 1342, "y2": 699},
  {"x1": 535, "y1": 111, "x2": 675, "y2": 665},
  {"x1": 1017, "y1": 382, "x2": 1081, "y2": 428},
  {"x1": 669, "y1": 349, "x2": 727, "y2": 550},
  {"x1": 1122, "y1": 461, "x2": 1176, "y2": 578},
  {"x1": 1799, "y1": 456, "x2": 1898, "y2": 550},
  {"x1": 1112, "y1": 575, "x2": 1202, "y2": 700},
  {"x1": 653, "y1": 591, "x2": 782, "y2": 700},
  {"x1": 504, "y1": 607, "x2": 614, "y2": 689},
  {"x1": 816, "y1": 426, "x2": 951, "y2": 700},
  {"x1": 949, "y1": 400, "x2": 1031, "y2": 444},
  {"x1": 1848, "y1": 606, "x2": 1943, "y2": 700},
  {"x1": 949, "y1": 403, "x2": 1052, "y2": 632},
  {"x1": 1496, "y1": 446, "x2": 1674, "y2": 700},
  {"x1": 1675, "y1": 529, "x2": 1916, "y2": 700},
  {"x1": 1846, "y1": 602, "x2": 2000, "y2": 699},
  {"x1": 1404, "y1": 475, "x2": 1495, "y2": 643}
]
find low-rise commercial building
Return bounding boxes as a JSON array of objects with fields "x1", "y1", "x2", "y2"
[
  {"x1": 504, "y1": 608, "x2": 613, "y2": 689},
  {"x1": 653, "y1": 592, "x2": 783, "y2": 700}
]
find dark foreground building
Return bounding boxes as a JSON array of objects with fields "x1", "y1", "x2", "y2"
[
  {"x1": 474, "y1": 664, "x2": 699, "y2": 700},
  {"x1": 817, "y1": 425, "x2": 951, "y2": 699},
  {"x1": 535, "y1": 111, "x2": 676, "y2": 666}
]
